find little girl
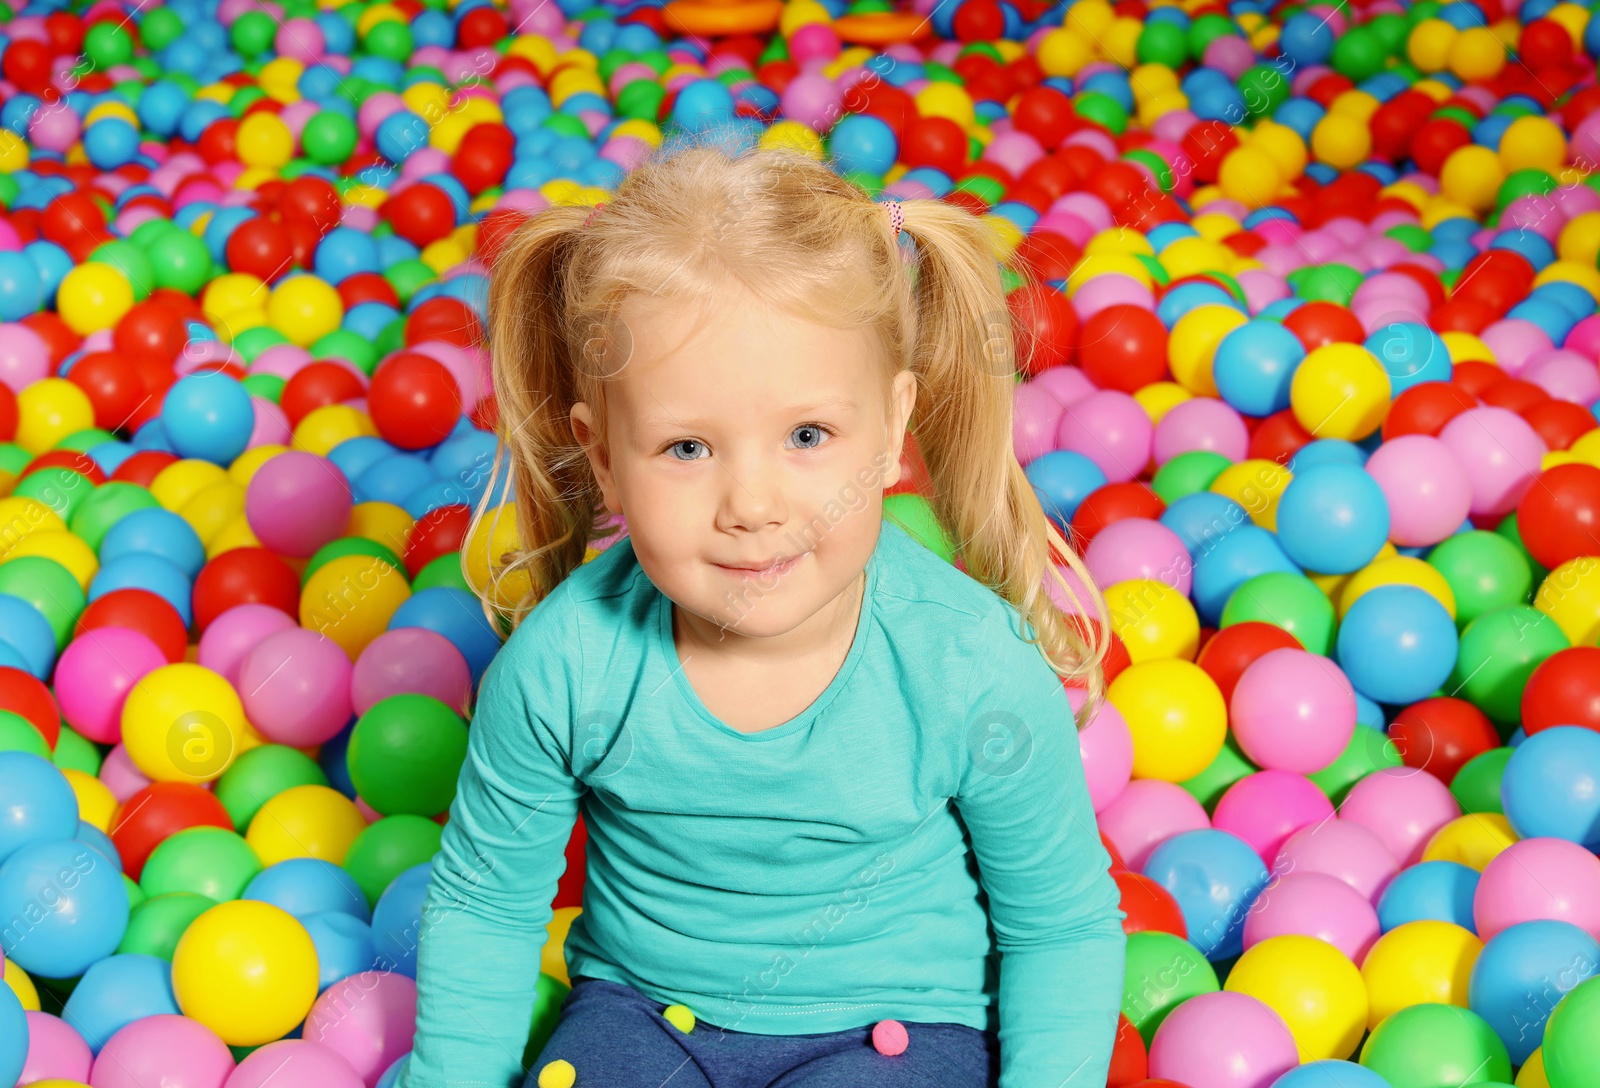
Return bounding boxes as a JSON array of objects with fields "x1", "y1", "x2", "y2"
[{"x1": 400, "y1": 138, "x2": 1127, "y2": 1088}]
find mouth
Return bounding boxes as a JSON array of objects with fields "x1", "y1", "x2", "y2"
[{"x1": 714, "y1": 552, "x2": 807, "y2": 579}]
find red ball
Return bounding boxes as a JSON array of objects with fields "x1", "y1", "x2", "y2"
[
  {"x1": 1012, "y1": 86, "x2": 1078, "y2": 150},
  {"x1": 191, "y1": 547, "x2": 301, "y2": 634},
  {"x1": 337, "y1": 271, "x2": 400, "y2": 311},
  {"x1": 1283, "y1": 301, "x2": 1365, "y2": 351},
  {"x1": 1108, "y1": 1014, "x2": 1149, "y2": 1088},
  {"x1": 1517, "y1": 462, "x2": 1600, "y2": 570},
  {"x1": 453, "y1": 133, "x2": 514, "y2": 196},
  {"x1": 1388, "y1": 696, "x2": 1501, "y2": 785},
  {"x1": 224, "y1": 216, "x2": 294, "y2": 281},
  {"x1": 1008, "y1": 284, "x2": 1078, "y2": 377},
  {"x1": 1478, "y1": 377, "x2": 1551, "y2": 415},
  {"x1": 455, "y1": 3, "x2": 508, "y2": 46},
  {"x1": 1070, "y1": 483, "x2": 1165, "y2": 549},
  {"x1": 279, "y1": 176, "x2": 343, "y2": 236},
  {"x1": 1101, "y1": 829, "x2": 1126, "y2": 871},
  {"x1": 0, "y1": 666, "x2": 60, "y2": 752},
  {"x1": 19, "y1": 450, "x2": 105, "y2": 486},
  {"x1": 1, "y1": 39, "x2": 53, "y2": 95},
  {"x1": 114, "y1": 294, "x2": 195, "y2": 364},
  {"x1": 381, "y1": 183, "x2": 457, "y2": 247},
  {"x1": 1382, "y1": 380, "x2": 1478, "y2": 440},
  {"x1": 1523, "y1": 646, "x2": 1600, "y2": 735},
  {"x1": 901, "y1": 115, "x2": 970, "y2": 177},
  {"x1": 1196, "y1": 621, "x2": 1304, "y2": 705},
  {"x1": 75, "y1": 589, "x2": 189, "y2": 664},
  {"x1": 111, "y1": 450, "x2": 180, "y2": 488},
  {"x1": 1115, "y1": 869, "x2": 1188, "y2": 938},
  {"x1": 1078, "y1": 305, "x2": 1169, "y2": 392},
  {"x1": 1520, "y1": 18, "x2": 1574, "y2": 68},
  {"x1": 1246, "y1": 409, "x2": 1315, "y2": 464},
  {"x1": 0, "y1": 381, "x2": 15, "y2": 441},
  {"x1": 1522, "y1": 399, "x2": 1597, "y2": 452},
  {"x1": 368, "y1": 352, "x2": 463, "y2": 450},
  {"x1": 404, "y1": 297, "x2": 482, "y2": 349},
  {"x1": 1410, "y1": 118, "x2": 1472, "y2": 176},
  {"x1": 280, "y1": 361, "x2": 367, "y2": 429},
  {"x1": 403, "y1": 504, "x2": 473, "y2": 576},
  {"x1": 1013, "y1": 230, "x2": 1082, "y2": 282},
  {"x1": 109, "y1": 781, "x2": 233, "y2": 881}
]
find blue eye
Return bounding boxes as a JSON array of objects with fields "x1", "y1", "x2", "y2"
[
  {"x1": 663, "y1": 425, "x2": 835, "y2": 461},
  {"x1": 666, "y1": 440, "x2": 707, "y2": 462},
  {"x1": 788, "y1": 424, "x2": 832, "y2": 450}
]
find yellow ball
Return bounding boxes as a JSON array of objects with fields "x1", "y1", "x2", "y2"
[
  {"x1": 266, "y1": 275, "x2": 343, "y2": 347},
  {"x1": 1499, "y1": 115, "x2": 1567, "y2": 175},
  {"x1": 121, "y1": 664, "x2": 248, "y2": 784},
  {"x1": 1448, "y1": 26, "x2": 1506, "y2": 81},
  {"x1": 663, "y1": 1004, "x2": 697, "y2": 1033},
  {"x1": 1535, "y1": 557, "x2": 1600, "y2": 645},
  {"x1": 1106, "y1": 658, "x2": 1227, "y2": 781},
  {"x1": 245, "y1": 783, "x2": 368, "y2": 865},
  {"x1": 201, "y1": 272, "x2": 268, "y2": 320},
  {"x1": 463, "y1": 503, "x2": 533, "y2": 614},
  {"x1": 57, "y1": 263, "x2": 134, "y2": 335},
  {"x1": 178, "y1": 481, "x2": 248, "y2": 547},
  {"x1": 1218, "y1": 147, "x2": 1284, "y2": 209},
  {"x1": 172, "y1": 900, "x2": 319, "y2": 1046},
  {"x1": 1105, "y1": 579, "x2": 1201, "y2": 663},
  {"x1": 1250, "y1": 120, "x2": 1307, "y2": 180},
  {"x1": 1133, "y1": 381, "x2": 1193, "y2": 424},
  {"x1": 1440, "y1": 145, "x2": 1506, "y2": 214},
  {"x1": 1038, "y1": 27, "x2": 1093, "y2": 76},
  {"x1": 207, "y1": 514, "x2": 262, "y2": 558},
  {"x1": 299, "y1": 553, "x2": 412, "y2": 660},
  {"x1": 1559, "y1": 212, "x2": 1600, "y2": 267},
  {"x1": 1225, "y1": 934, "x2": 1367, "y2": 1062},
  {"x1": 1519, "y1": 1047, "x2": 1551, "y2": 1088},
  {"x1": 1290, "y1": 343, "x2": 1391, "y2": 441},
  {"x1": 1441, "y1": 330, "x2": 1497, "y2": 365},
  {"x1": 15, "y1": 378, "x2": 95, "y2": 456},
  {"x1": 62, "y1": 768, "x2": 118, "y2": 833},
  {"x1": 346, "y1": 501, "x2": 412, "y2": 556},
  {"x1": 1341, "y1": 555, "x2": 1457, "y2": 619},
  {"x1": 1169, "y1": 304, "x2": 1248, "y2": 398},
  {"x1": 537, "y1": 1060, "x2": 576, "y2": 1088},
  {"x1": 1066, "y1": 253, "x2": 1154, "y2": 295},
  {"x1": 292, "y1": 404, "x2": 380, "y2": 457},
  {"x1": 1360, "y1": 920, "x2": 1481, "y2": 1028},
  {"x1": 542, "y1": 905, "x2": 581, "y2": 985},
  {"x1": 1, "y1": 530, "x2": 98, "y2": 592},
  {"x1": 0, "y1": 130, "x2": 28, "y2": 173},
  {"x1": 236, "y1": 113, "x2": 294, "y2": 169},
  {"x1": 150, "y1": 459, "x2": 231, "y2": 512},
  {"x1": 0, "y1": 498, "x2": 66, "y2": 560},
  {"x1": 1421, "y1": 812, "x2": 1517, "y2": 871},
  {"x1": 1210, "y1": 458, "x2": 1293, "y2": 531},
  {"x1": 1311, "y1": 113, "x2": 1372, "y2": 170},
  {"x1": 913, "y1": 82, "x2": 975, "y2": 130},
  {"x1": 5, "y1": 955, "x2": 40, "y2": 1010}
]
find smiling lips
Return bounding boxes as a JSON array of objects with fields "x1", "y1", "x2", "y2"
[{"x1": 717, "y1": 553, "x2": 806, "y2": 578}]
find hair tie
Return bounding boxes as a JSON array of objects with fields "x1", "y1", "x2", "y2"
[
  {"x1": 583, "y1": 202, "x2": 608, "y2": 228},
  {"x1": 878, "y1": 198, "x2": 903, "y2": 239}
]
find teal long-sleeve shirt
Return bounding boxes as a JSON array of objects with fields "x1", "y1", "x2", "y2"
[{"x1": 400, "y1": 518, "x2": 1127, "y2": 1088}]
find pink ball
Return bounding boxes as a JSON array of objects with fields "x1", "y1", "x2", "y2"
[
  {"x1": 1097, "y1": 778, "x2": 1211, "y2": 872},
  {"x1": 91, "y1": 1014, "x2": 234, "y2": 1088},
  {"x1": 1069, "y1": 686, "x2": 1133, "y2": 814},
  {"x1": 1148, "y1": 991, "x2": 1299, "y2": 1088},
  {"x1": 1044, "y1": 563, "x2": 1099, "y2": 616},
  {"x1": 1273, "y1": 814, "x2": 1400, "y2": 902},
  {"x1": 275, "y1": 17, "x2": 325, "y2": 61},
  {"x1": 54, "y1": 628, "x2": 169, "y2": 744},
  {"x1": 1013, "y1": 379, "x2": 1067, "y2": 466},
  {"x1": 23, "y1": 1012, "x2": 92, "y2": 1085},
  {"x1": 1228, "y1": 649, "x2": 1357, "y2": 774},
  {"x1": 1338, "y1": 765, "x2": 1462, "y2": 866},
  {"x1": 100, "y1": 743, "x2": 153, "y2": 804},
  {"x1": 198, "y1": 604, "x2": 300, "y2": 689},
  {"x1": 1071, "y1": 274, "x2": 1155, "y2": 318},
  {"x1": 1436, "y1": 407, "x2": 1549, "y2": 518},
  {"x1": 1056, "y1": 390, "x2": 1153, "y2": 483},
  {"x1": 1084, "y1": 517, "x2": 1193, "y2": 597},
  {"x1": 1521, "y1": 348, "x2": 1600, "y2": 405},
  {"x1": 303, "y1": 972, "x2": 417, "y2": 1087},
  {"x1": 1474, "y1": 837, "x2": 1600, "y2": 943},
  {"x1": 1480, "y1": 319, "x2": 1553, "y2": 375},
  {"x1": 1566, "y1": 314, "x2": 1600, "y2": 360},
  {"x1": 351, "y1": 628, "x2": 472, "y2": 717},
  {"x1": 871, "y1": 1019, "x2": 909, "y2": 1056},
  {"x1": 1364, "y1": 434, "x2": 1472, "y2": 547},
  {"x1": 1212, "y1": 770, "x2": 1336, "y2": 864},
  {"x1": 1151, "y1": 396, "x2": 1249, "y2": 465},
  {"x1": 247, "y1": 396, "x2": 293, "y2": 449},
  {"x1": 778, "y1": 73, "x2": 842, "y2": 131},
  {"x1": 1241, "y1": 871, "x2": 1381, "y2": 964},
  {"x1": 237, "y1": 629, "x2": 354, "y2": 746},
  {"x1": 225, "y1": 1041, "x2": 364, "y2": 1088},
  {"x1": 0, "y1": 322, "x2": 50, "y2": 392},
  {"x1": 245, "y1": 451, "x2": 354, "y2": 558},
  {"x1": 1034, "y1": 363, "x2": 1096, "y2": 408}
]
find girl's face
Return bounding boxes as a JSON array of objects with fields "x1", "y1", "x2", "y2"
[{"x1": 570, "y1": 285, "x2": 917, "y2": 649}]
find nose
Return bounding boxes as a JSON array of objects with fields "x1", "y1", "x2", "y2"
[{"x1": 717, "y1": 449, "x2": 788, "y2": 532}]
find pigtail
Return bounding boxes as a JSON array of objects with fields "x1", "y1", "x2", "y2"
[{"x1": 897, "y1": 200, "x2": 1112, "y2": 730}]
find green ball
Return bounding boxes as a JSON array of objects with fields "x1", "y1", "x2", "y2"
[
  {"x1": 117, "y1": 891, "x2": 216, "y2": 959},
  {"x1": 1074, "y1": 91, "x2": 1128, "y2": 135},
  {"x1": 139, "y1": 8, "x2": 185, "y2": 51},
  {"x1": 884, "y1": 493, "x2": 956, "y2": 564},
  {"x1": 310, "y1": 330, "x2": 380, "y2": 376},
  {"x1": 385, "y1": 259, "x2": 437, "y2": 307},
  {"x1": 1309, "y1": 724, "x2": 1403, "y2": 806},
  {"x1": 348, "y1": 694, "x2": 469, "y2": 817},
  {"x1": 1388, "y1": 224, "x2": 1433, "y2": 253},
  {"x1": 1449, "y1": 605, "x2": 1569, "y2": 724},
  {"x1": 1238, "y1": 63, "x2": 1290, "y2": 118},
  {"x1": 125, "y1": 873, "x2": 147, "y2": 911},
  {"x1": 1122, "y1": 930, "x2": 1220, "y2": 1046},
  {"x1": 58, "y1": 428, "x2": 117, "y2": 454},
  {"x1": 303, "y1": 539, "x2": 405, "y2": 587},
  {"x1": 52, "y1": 724, "x2": 103, "y2": 776},
  {"x1": 616, "y1": 79, "x2": 666, "y2": 122},
  {"x1": 0, "y1": 444, "x2": 29, "y2": 475},
  {"x1": 0, "y1": 709, "x2": 49, "y2": 757},
  {"x1": 1287, "y1": 263, "x2": 1364, "y2": 306},
  {"x1": 242, "y1": 373, "x2": 286, "y2": 404},
  {"x1": 1219, "y1": 571, "x2": 1337, "y2": 656},
  {"x1": 140, "y1": 826, "x2": 263, "y2": 901},
  {"x1": 1188, "y1": 13, "x2": 1238, "y2": 57},
  {"x1": 1180, "y1": 734, "x2": 1257, "y2": 812},
  {"x1": 521, "y1": 973, "x2": 572, "y2": 1067},
  {"x1": 1426, "y1": 530, "x2": 1533, "y2": 629},
  {"x1": 364, "y1": 21, "x2": 414, "y2": 62},
  {"x1": 414, "y1": 553, "x2": 472, "y2": 595},
  {"x1": 1359, "y1": 1003, "x2": 1511, "y2": 1086},
  {"x1": 214, "y1": 744, "x2": 330, "y2": 832},
  {"x1": 147, "y1": 228, "x2": 214, "y2": 295},
  {"x1": 1545, "y1": 975, "x2": 1600, "y2": 1087},
  {"x1": 68, "y1": 481, "x2": 160, "y2": 554},
  {"x1": 1368, "y1": 12, "x2": 1410, "y2": 52},
  {"x1": 302, "y1": 111, "x2": 359, "y2": 166},
  {"x1": 1495, "y1": 511, "x2": 1550, "y2": 584},
  {"x1": 230, "y1": 11, "x2": 278, "y2": 57},
  {"x1": 90, "y1": 241, "x2": 154, "y2": 303},
  {"x1": 1451, "y1": 746, "x2": 1511, "y2": 815},
  {"x1": 12, "y1": 467, "x2": 89, "y2": 522},
  {"x1": 1331, "y1": 26, "x2": 1388, "y2": 81},
  {"x1": 1153, "y1": 451, "x2": 1234, "y2": 504},
  {"x1": 230, "y1": 326, "x2": 290, "y2": 362},
  {"x1": 84, "y1": 22, "x2": 135, "y2": 68},
  {"x1": 1496, "y1": 168, "x2": 1557, "y2": 210},
  {"x1": 342, "y1": 814, "x2": 444, "y2": 907},
  {"x1": 0, "y1": 557, "x2": 84, "y2": 652},
  {"x1": 1136, "y1": 20, "x2": 1189, "y2": 67}
]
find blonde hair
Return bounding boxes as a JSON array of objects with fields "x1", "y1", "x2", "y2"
[{"x1": 464, "y1": 134, "x2": 1111, "y2": 727}]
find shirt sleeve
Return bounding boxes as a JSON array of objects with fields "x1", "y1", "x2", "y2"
[
  {"x1": 952, "y1": 606, "x2": 1128, "y2": 1088},
  {"x1": 399, "y1": 620, "x2": 585, "y2": 1088}
]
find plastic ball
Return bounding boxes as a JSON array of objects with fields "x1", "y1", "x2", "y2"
[
  {"x1": 368, "y1": 354, "x2": 462, "y2": 451},
  {"x1": 244, "y1": 451, "x2": 354, "y2": 559},
  {"x1": 0, "y1": 837, "x2": 129, "y2": 976},
  {"x1": 1335, "y1": 585, "x2": 1460, "y2": 706},
  {"x1": 237, "y1": 629, "x2": 353, "y2": 747},
  {"x1": 1107, "y1": 659, "x2": 1227, "y2": 781},
  {"x1": 1147, "y1": 990, "x2": 1298, "y2": 1087},
  {"x1": 1242, "y1": 870, "x2": 1381, "y2": 963},
  {"x1": 1469, "y1": 919, "x2": 1600, "y2": 1065},
  {"x1": 1224, "y1": 933, "x2": 1367, "y2": 1062},
  {"x1": 1545, "y1": 975, "x2": 1600, "y2": 1088},
  {"x1": 1142, "y1": 828, "x2": 1269, "y2": 961},
  {"x1": 1358, "y1": 1003, "x2": 1511, "y2": 1086},
  {"x1": 1360, "y1": 918, "x2": 1483, "y2": 1027},
  {"x1": 90, "y1": 1014, "x2": 234, "y2": 1088},
  {"x1": 171, "y1": 899, "x2": 319, "y2": 1046},
  {"x1": 1475, "y1": 837, "x2": 1600, "y2": 943},
  {"x1": 1274, "y1": 462, "x2": 1391, "y2": 575},
  {"x1": 1290, "y1": 343, "x2": 1391, "y2": 441},
  {"x1": 1229, "y1": 648, "x2": 1356, "y2": 775},
  {"x1": 119, "y1": 663, "x2": 248, "y2": 785},
  {"x1": 302, "y1": 970, "x2": 417, "y2": 1084}
]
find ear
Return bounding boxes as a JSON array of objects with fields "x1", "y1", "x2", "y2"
[
  {"x1": 881, "y1": 369, "x2": 917, "y2": 490},
  {"x1": 570, "y1": 402, "x2": 622, "y2": 516}
]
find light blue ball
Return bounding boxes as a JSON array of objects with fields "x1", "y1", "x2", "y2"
[
  {"x1": 88, "y1": 554, "x2": 193, "y2": 629},
  {"x1": 1025, "y1": 450, "x2": 1106, "y2": 526},
  {"x1": 1377, "y1": 860, "x2": 1479, "y2": 934},
  {"x1": 0, "y1": 594, "x2": 57, "y2": 680},
  {"x1": 376, "y1": 1053, "x2": 410, "y2": 1088},
  {"x1": 1142, "y1": 828, "x2": 1271, "y2": 960},
  {"x1": 388, "y1": 588, "x2": 502, "y2": 685},
  {"x1": 98, "y1": 507, "x2": 208, "y2": 581},
  {"x1": 1270, "y1": 1061, "x2": 1391, "y2": 1088},
  {"x1": 1191, "y1": 524, "x2": 1299, "y2": 625},
  {"x1": 159, "y1": 371, "x2": 254, "y2": 466},
  {"x1": 0, "y1": 837, "x2": 130, "y2": 976},
  {"x1": 0, "y1": 984, "x2": 25, "y2": 1088},
  {"x1": 1335, "y1": 585, "x2": 1459, "y2": 705},
  {"x1": 77, "y1": 820, "x2": 122, "y2": 870},
  {"x1": 1275, "y1": 462, "x2": 1390, "y2": 575},
  {"x1": 1501, "y1": 726, "x2": 1600, "y2": 849},
  {"x1": 61, "y1": 953, "x2": 180, "y2": 1053},
  {"x1": 370, "y1": 861, "x2": 434, "y2": 977},
  {"x1": 1469, "y1": 919, "x2": 1600, "y2": 1064},
  {"x1": 244, "y1": 857, "x2": 372, "y2": 923},
  {"x1": 303, "y1": 910, "x2": 377, "y2": 992},
  {"x1": 1160, "y1": 491, "x2": 1249, "y2": 554},
  {"x1": 0, "y1": 250, "x2": 44, "y2": 321},
  {"x1": 827, "y1": 113, "x2": 898, "y2": 177},
  {"x1": 1365, "y1": 322, "x2": 1451, "y2": 396},
  {"x1": 1213, "y1": 321, "x2": 1305, "y2": 417},
  {"x1": 0, "y1": 752, "x2": 79, "y2": 866}
]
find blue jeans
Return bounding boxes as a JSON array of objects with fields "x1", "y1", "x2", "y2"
[{"x1": 526, "y1": 976, "x2": 1001, "y2": 1088}]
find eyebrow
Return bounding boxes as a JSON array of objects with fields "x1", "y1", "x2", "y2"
[{"x1": 637, "y1": 397, "x2": 860, "y2": 430}]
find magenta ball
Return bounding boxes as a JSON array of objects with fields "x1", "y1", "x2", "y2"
[
  {"x1": 1337, "y1": 765, "x2": 1462, "y2": 866},
  {"x1": 90, "y1": 1014, "x2": 233, "y2": 1088},
  {"x1": 1363, "y1": 434, "x2": 1472, "y2": 547},
  {"x1": 302, "y1": 972, "x2": 417, "y2": 1087},
  {"x1": 224, "y1": 1041, "x2": 364, "y2": 1088},
  {"x1": 1437, "y1": 407, "x2": 1549, "y2": 518},
  {"x1": 1148, "y1": 990, "x2": 1299, "y2": 1088},
  {"x1": 244, "y1": 451, "x2": 354, "y2": 558},
  {"x1": 1273, "y1": 815, "x2": 1401, "y2": 903},
  {"x1": 1212, "y1": 770, "x2": 1335, "y2": 864},
  {"x1": 237, "y1": 628, "x2": 354, "y2": 746},
  {"x1": 1013, "y1": 380, "x2": 1067, "y2": 467},
  {"x1": 351, "y1": 628, "x2": 472, "y2": 717},
  {"x1": 1241, "y1": 871, "x2": 1381, "y2": 963},
  {"x1": 1097, "y1": 778, "x2": 1211, "y2": 871},
  {"x1": 1033, "y1": 363, "x2": 1095, "y2": 408},
  {"x1": 1083, "y1": 517, "x2": 1193, "y2": 597},
  {"x1": 1228, "y1": 648, "x2": 1357, "y2": 774},
  {"x1": 1056, "y1": 389, "x2": 1153, "y2": 483},
  {"x1": 1474, "y1": 836, "x2": 1600, "y2": 943},
  {"x1": 1151, "y1": 396, "x2": 1249, "y2": 465},
  {"x1": 22, "y1": 1012, "x2": 92, "y2": 1084},
  {"x1": 1069, "y1": 685, "x2": 1133, "y2": 814},
  {"x1": 196, "y1": 604, "x2": 300, "y2": 689},
  {"x1": 54, "y1": 627, "x2": 169, "y2": 744}
]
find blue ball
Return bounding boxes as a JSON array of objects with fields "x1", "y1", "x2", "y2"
[
  {"x1": 329, "y1": 435, "x2": 400, "y2": 483},
  {"x1": 243, "y1": 858, "x2": 373, "y2": 923},
  {"x1": 370, "y1": 861, "x2": 434, "y2": 977},
  {"x1": 827, "y1": 113, "x2": 898, "y2": 177},
  {"x1": 669, "y1": 78, "x2": 735, "y2": 135},
  {"x1": 0, "y1": 752, "x2": 79, "y2": 866},
  {"x1": 61, "y1": 952, "x2": 180, "y2": 1053},
  {"x1": 1212, "y1": 321, "x2": 1305, "y2": 417},
  {"x1": 1270, "y1": 1062, "x2": 1390, "y2": 1088},
  {"x1": 1160, "y1": 491, "x2": 1249, "y2": 555},
  {"x1": 76, "y1": 820, "x2": 122, "y2": 870},
  {"x1": 388, "y1": 588, "x2": 502, "y2": 685},
  {"x1": 1335, "y1": 585, "x2": 1459, "y2": 705},
  {"x1": 84, "y1": 118, "x2": 141, "y2": 170},
  {"x1": 1142, "y1": 828, "x2": 1271, "y2": 960},
  {"x1": 357, "y1": 454, "x2": 438, "y2": 507},
  {"x1": 313, "y1": 227, "x2": 382, "y2": 283},
  {"x1": 88, "y1": 554, "x2": 193, "y2": 629},
  {"x1": 303, "y1": 910, "x2": 377, "y2": 992},
  {"x1": 1376, "y1": 859, "x2": 1479, "y2": 933},
  {"x1": 0, "y1": 837, "x2": 130, "y2": 976},
  {"x1": 1469, "y1": 919, "x2": 1600, "y2": 1064},
  {"x1": 1279, "y1": 11, "x2": 1336, "y2": 64},
  {"x1": 160, "y1": 371, "x2": 254, "y2": 466},
  {"x1": 0, "y1": 594, "x2": 57, "y2": 680},
  {"x1": 0, "y1": 250, "x2": 44, "y2": 321},
  {"x1": 1501, "y1": 725, "x2": 1600, "y2": 849},
  {"x1": 0, "y1": 984, "x2": 25, "y2": 1088},
  {"x1": 1289, "y1": 438, "x2": 1367, "y2": 472},
  {"x1": 1025, "y1": 450, "x2": 1106, "y2": 526},
  {"x1": 319, "y1": 718, "x2": 359, "y2": 801},
  {"x1": 99, "y1": 507, "x2": 208, "y2": 581},
  {"x1": 1274, "y1": 462, "x2": 1391, "y2": 574},
  {"x1": 1364, "y1": 322, "x2": 1450, "y2": 396},
  {"x1": 1191, "y1": 524, "x2": 1299, "y2": 625}
]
